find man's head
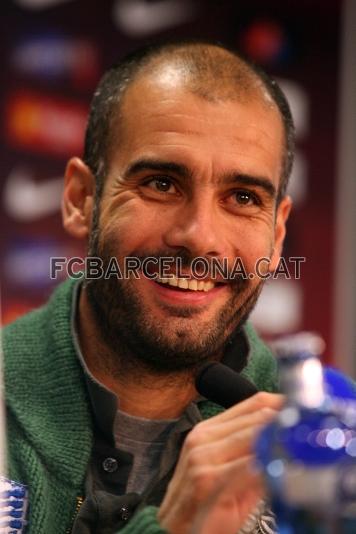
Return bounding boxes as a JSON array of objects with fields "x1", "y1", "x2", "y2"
[{"x1": 62, "y1": 39, "x2": 294, "y2": 376}]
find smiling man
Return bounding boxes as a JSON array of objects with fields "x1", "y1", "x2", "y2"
[{"x1": 4, "y1": 40, "x2": 294, "y2": 534}]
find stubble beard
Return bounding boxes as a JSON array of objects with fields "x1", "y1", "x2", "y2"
[{"x1": 85, "y1": 223, "x2": 265, "y2": 378}]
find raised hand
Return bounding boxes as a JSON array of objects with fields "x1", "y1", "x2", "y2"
[{"x1": 158, "y1": 392, "x2": 283, "y2": 534}]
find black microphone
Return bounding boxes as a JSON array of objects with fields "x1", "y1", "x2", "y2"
[{"x1": 195, "y1": 362, "x2": 258, "y2": 408}]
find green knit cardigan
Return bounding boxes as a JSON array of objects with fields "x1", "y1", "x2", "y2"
[{"x1": 3, "y1": 278, "x2": 278, "y2": 533}]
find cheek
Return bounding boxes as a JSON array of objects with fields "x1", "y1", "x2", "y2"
[
  {"x1": 100, "y1": 199, "x2": 171, "y2": 255},
  {"x1": 229, "y1": 221, "x2": 275, "y2": 269}
]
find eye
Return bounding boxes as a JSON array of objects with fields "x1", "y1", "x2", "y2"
[
  {"x1": 233, "y1": 190, "x2": 259, "y2": 206},
  {"x1": 145, "y1": 176, "x2": 177, "y2": 194},
  {"x1": 222, "y1": 188, "x2": 262, "y2": 215}
]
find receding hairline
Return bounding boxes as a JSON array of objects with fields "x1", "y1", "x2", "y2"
[
  {"x1": 120, "y1": 43, "x2": 278, "y2": 112},
  {"x1": 107, "y1": 44, "x2": 282, "y2": 163},
  {"x1": 84, "y1": 39, "x2": 295, "y2": 203}
]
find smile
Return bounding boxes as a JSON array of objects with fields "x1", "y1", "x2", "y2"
[{"x1": 156, "y1": 274, "x2": 215, "y2": 292}]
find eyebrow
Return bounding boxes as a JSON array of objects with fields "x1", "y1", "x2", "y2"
[
  {"x1": 123, "y1": 158, "x2": 276, "y2": 199},
  {"x1": 225, "y1": 173, "x2": 277, "y2": 199},
  {"x1": 123, "y1": 159, "x2": 192, "y2": 181}
]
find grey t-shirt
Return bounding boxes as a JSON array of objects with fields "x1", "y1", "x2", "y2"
[{"x1": 113, "y1": 409, "x2": 178, "y2": 494}]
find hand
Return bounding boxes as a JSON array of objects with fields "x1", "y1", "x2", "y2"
[{"x1": 157, "y1": 392, "x2": 283, "y2": 534}]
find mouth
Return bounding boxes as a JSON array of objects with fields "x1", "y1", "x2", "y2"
[
  {"x1": 155, "y1": 274, "x2": 217, "y2": 292},
  {"x1": 146, "y1": 273, "x2": 229, "y2": 307}
]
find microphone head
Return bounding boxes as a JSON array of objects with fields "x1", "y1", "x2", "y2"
[{"x1": 195, "y1": 362, "x2": 258, "y2": 408}]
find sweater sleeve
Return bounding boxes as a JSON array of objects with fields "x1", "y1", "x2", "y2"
[{"x1": 117, "y1": 506, "x2": 167, "y2": 533}]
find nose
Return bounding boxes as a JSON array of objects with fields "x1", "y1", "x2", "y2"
[{"x1": 163, "y1": 196, "x2": 225, "y2": 258}]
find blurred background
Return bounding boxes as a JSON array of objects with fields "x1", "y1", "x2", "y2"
[{"x1": 0, "y1": 0, "x2": 355, "y2": 371}]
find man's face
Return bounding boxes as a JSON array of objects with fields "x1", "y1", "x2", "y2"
[{"x1": 85, "y1": 75, "x2": 290, "y2": 372}]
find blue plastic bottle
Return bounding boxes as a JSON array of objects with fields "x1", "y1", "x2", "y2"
[{"x1": 255, "y1": 333, "x2": 356, "y2": 534}]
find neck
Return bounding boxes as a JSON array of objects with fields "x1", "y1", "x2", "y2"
[{"x1": 77, "y1": 287, "x2": 198, "y2": 419}]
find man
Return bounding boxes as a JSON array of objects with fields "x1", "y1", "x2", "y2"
[{"x1": 3, "y1": 39, "x2": 294, "y2": 533}]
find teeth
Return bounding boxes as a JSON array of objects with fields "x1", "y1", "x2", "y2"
[
  {"x1": 178, "y1": 278, "x2": 189, "y2": 289},
  {"x1": 204, "y1": 281, "x2": 215, "y2": 292},
  {"x1": 189, "y1": 279, "x2": 198, "y2": 291},
  {"x1": 157, "y1": 274, "x2": 216, "y2": 292}
]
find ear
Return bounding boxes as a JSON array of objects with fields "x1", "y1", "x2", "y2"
[
  {"x1": 62, "y1": 158, "x2": 95, "y2": 239},
  {"x1": 269, "y1": 195, "x2": 293, "y2": 272}
]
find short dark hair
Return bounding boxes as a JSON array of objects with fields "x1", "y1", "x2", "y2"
[{"x1": 83, "y1": 39, "x2": 295, "y2": 203}]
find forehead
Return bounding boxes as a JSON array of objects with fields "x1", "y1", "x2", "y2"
[{"x1": 111, "y1": 75, "x2": 284, "y2": 185}]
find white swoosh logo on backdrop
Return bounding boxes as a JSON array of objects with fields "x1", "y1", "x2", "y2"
[
  {"x1": 3, "y1": 167, "x2": 63, "y2": 222},
  {"x1": 113, "y1": 0, "x2": 198, "y2": 37}
]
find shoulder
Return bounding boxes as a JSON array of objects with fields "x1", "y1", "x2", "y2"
[
  {"x1": 2, "y1": 277, "x2": 81, "y2": 403},
  {"x1": 3, "y1": 277, "x2": 77, "y2": 354}
]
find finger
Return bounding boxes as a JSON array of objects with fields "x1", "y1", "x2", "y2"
[
  {"x1": 188, "y1": 405, "x2": 278, "y2": 446},
  {"x1": 181, "y1": 422, "x2": 268, "y2": 477},
  {"x1": 206, "y1": 392, "x2": 284, "y2": 424},
  {"x1": 211, "y1": 454, "x2": 264, "y2": 500}
]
